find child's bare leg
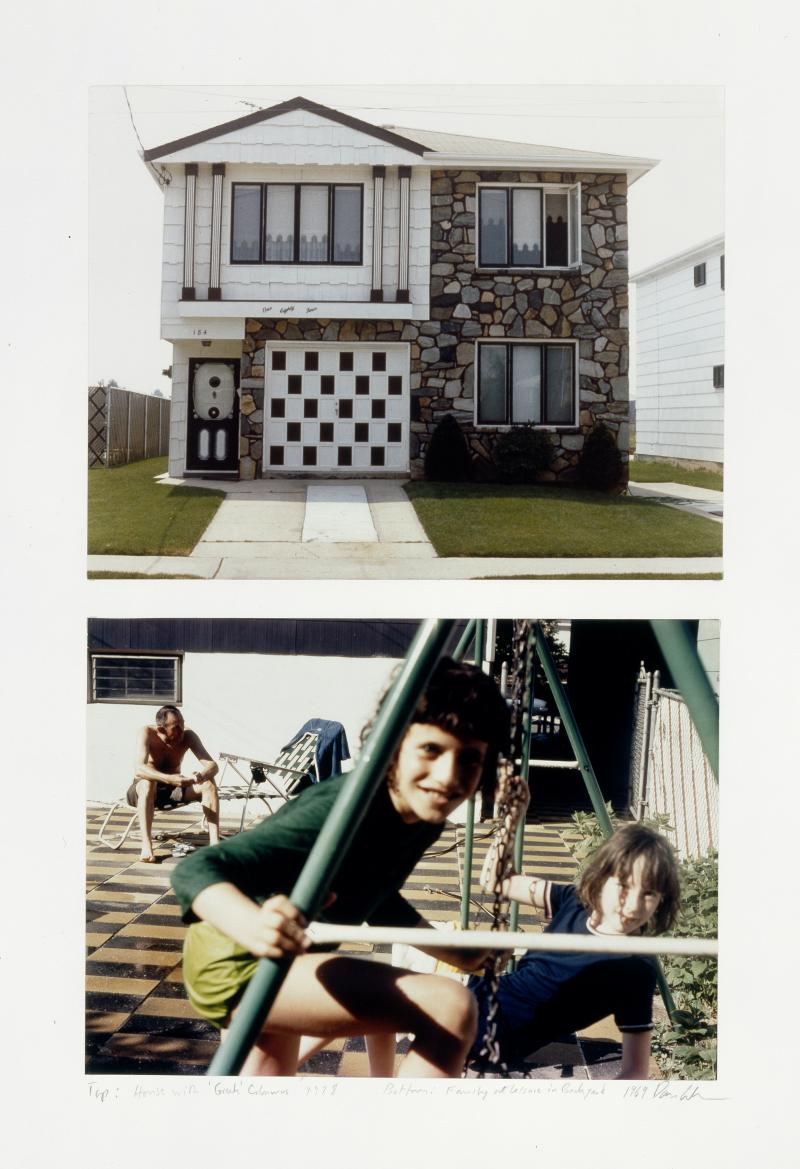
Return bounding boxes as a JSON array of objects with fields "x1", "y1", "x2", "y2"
[
  {"x1": 250, "y1": 953, "x2": 476, "y2": 1078},
  {"x1": 366, "y1": 1032, "x2": 397, "y2": 1077},
  {"x1": 224, "y1": 1030, "x2": 300, "y2": 1076},
  {"x1": 135, "y1": 779, "x2": 156, "y2": 860}
]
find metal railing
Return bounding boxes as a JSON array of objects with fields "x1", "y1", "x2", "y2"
[{"x1": 629, "y1": 665, "x2": 719, "y2": 860}]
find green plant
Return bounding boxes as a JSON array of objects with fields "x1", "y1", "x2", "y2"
[
  {"x1": 651, "y1": 851, "x2": 718, "y2": 1080},
  {"x1": 576, "y1": 423, "x2": 624, "y2": 492},
  {"x1": 424, "y1": 414, "x2": 473, "y2": 481},
  {"x1": 491, "y1": 426, "x2": 552, "y2": 483}
]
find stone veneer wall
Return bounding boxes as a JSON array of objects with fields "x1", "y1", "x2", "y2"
[{"x1": 237, "y1": 168, "x2": 629, "y2": 481}]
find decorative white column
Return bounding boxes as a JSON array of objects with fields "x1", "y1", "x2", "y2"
[
  {"x1": 182, "y1": 163, "x2": 198, "y2": 301},
  {"x1": 371, "y1": 165, "x2": 385, "y2": 302},
  {"x1": 209, "y1": 163, "x2": 225, "y2": 301},
  {"x1": 397, "y1": 166, "x2": 411, "y2": 303}
]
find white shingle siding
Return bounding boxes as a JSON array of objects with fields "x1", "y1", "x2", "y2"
[
  {"x1": 633, "y1": 243, "x2": 724, "y2": 464},
  {"x1": 155, "y1": 110, "x2": 424, "y2": 168},
  {"x1": 160, "y1": 163, "x2": 430, "y2": 330}
]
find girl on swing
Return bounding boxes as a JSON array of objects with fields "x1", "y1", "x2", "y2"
[
  {"x1": 171, "y1": 658, "x2": 509, "y2": 1077},
  {"x1": 469, "y1": 784, "x2": 681, "y2": 1079}
]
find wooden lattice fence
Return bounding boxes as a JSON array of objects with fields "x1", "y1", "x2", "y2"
[{"x1": 88, "y1": 386, "x2": 170, "y2": 467}]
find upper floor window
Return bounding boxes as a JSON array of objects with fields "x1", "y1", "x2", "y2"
[
  {"x1": 477, "y1": 184, "x2": 580, "y2": 269},
  {"x1": 720, "y1": 254, "x2": 725, "y2": 290},
  {"x1": 693, "y1": 262, "x2": 707, "y2": 287},
  {"x1": 713, "y1": 364, "x2": 724, "y2": 389},
  {"x1": 476, "y1": 341, "x2": 576, "y2": 426},
  {"x1": 231, "y1": 183, "x2": 363, "y2": 265},
  {"x1": 89, "y1": 653, "x2": 182, "y2": 704}
]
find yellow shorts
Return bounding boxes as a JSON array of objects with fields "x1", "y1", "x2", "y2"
[{"x1": 182, "y1": 921, "x2": 259, "y2": 1028}]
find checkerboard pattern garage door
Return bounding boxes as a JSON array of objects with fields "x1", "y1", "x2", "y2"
[{"x1": 264, "y1": 344, "x2": 409, "y2": 474}]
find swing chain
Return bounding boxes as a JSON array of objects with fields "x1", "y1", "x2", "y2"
[{"x1": 473, "y1": 620, "x2": 533, "y2": 1076}]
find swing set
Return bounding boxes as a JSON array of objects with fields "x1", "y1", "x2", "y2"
[{"x1": 207, "y1": 617, "x2": 719, "y2": 1078}]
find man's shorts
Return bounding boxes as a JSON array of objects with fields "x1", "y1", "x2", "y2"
[
  {"x1": 126, "y1": 780, "x2": 191, "y2": 809},
  {"x1": 182, "y1": 921, "x2": 258, "y2": 1028}
]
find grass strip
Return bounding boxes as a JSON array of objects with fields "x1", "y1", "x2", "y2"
[
  {"x1": 629, "y1": 459, "x2": 723, "y2": 491},
  {"x1": 405, "y1": 482, "x2": 723, "y2": 559},
  {"x1": 88, "y1": 457, "x2": 224, "y2": 556}
]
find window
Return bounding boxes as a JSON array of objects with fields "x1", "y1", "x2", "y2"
[
  {"x1": 231, "y1": 183, "x2": 363, "y2": 264},
  {"x1": 720, "y1": 254, "x2": 725, "y2": 290},
  {"x1": 90, "y1": 654, "x2": 181, "y2": 704},
  {"x1": 694, "y1": 263, "x2": 707, "y2": 287},
  {"x1": 476, "y1": 342, "x2": 576, "y2": 426},
  {"x1": 713, "y1": 364, "x2": 724, "y2": 389},
  {"x1": 477, "y1": 184, "x2": 580, "y2": 268}
]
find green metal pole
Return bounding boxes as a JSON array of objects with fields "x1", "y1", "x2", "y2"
[
  {"x1": 509, "y1": 624, "x2": 536, "y2": 943},
  {"x1": 534, "y1": 622, "x2": 613, "y2": 837},
  {"x1": 454, "y1": 618, "x2": 477, "y2": 662},
  {"x1": 650, "y1": 620, "x2": 719, "y2": 782},
  {"x1": 460, "y1": 619, "x2": 485, "y2": 929},
  {"x1": 207, "y1": 617, "x2": 456, "y2": 1076}
]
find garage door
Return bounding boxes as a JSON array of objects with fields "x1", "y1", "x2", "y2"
[{"x1": 264, "y1": 343, "x2": 409, "y2": 474}]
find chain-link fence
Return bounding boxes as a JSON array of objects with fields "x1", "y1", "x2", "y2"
[
  {"x1": 88, "y1": 385, "x2": 170, "y2": 468},
  {"x1": 629, "y1": 666, "x2": 719, "y2": 860}
]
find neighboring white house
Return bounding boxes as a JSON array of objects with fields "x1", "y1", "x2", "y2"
[
  {"x1": 631, "y1": 235, "x2": 724, "y2": 470},
  {"x1": 142, "y1": 96, "x2": 656, "y2": 482}
]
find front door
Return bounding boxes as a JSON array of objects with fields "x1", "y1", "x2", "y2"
[
  {"x1": 263, "y1": 344, "x2": 409, "y2": 475},
  {"x1": 185, "y1": 358, "x2": 240, "y2": 477}
]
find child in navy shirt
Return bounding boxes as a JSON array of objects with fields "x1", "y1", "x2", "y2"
[{"x1": 471, "y1": 807, "x2": 681, "y2": 1079}]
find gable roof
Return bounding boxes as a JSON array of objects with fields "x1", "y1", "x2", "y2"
[
  {"x1": 143, "y1": 96, "x2": 429, "y2": 162},
  {"x1": 142, "y1": 95, "x2": 657, "y2": 182}
]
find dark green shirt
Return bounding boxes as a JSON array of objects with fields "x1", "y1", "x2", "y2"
[{"x1": 171, "y1": 774, "x2": 443, "y2": 928}]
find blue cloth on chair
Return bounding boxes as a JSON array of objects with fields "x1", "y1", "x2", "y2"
[{"x1": 283, "y1": 719, "x2": 351, "y2": 783}]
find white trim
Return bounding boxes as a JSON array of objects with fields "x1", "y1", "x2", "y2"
[
  {"x1": 631, "y1": 235, "x2": 725, "y2": 283},
  {"x1": 174, "y1": 300, "x2": 425, "y2": 321},
  {"x1": 473, "y1": 338, "x2": 579, "y2": 429}
]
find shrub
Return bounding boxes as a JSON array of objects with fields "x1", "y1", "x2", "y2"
[
  {"x1": 576, "y1": 423, "x2": 624, "y2": 491},
  {"x1": 651, "y1": 851, "x2": 718, "y2": 1080},
  {"x1": 424, "y1": 414, "x2": 473, "y2": 482},
  {"x1": 492, "y1": 427, "x2": 552, "y2": 483}
]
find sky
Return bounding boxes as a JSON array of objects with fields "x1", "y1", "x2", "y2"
[{"x1": 89, "y1": 83, "x2": 723, "y2": 394}]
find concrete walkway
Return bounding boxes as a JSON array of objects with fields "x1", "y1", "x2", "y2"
[
  {"x1": 87, "y1": 476, "x2": 723, "y2": 579},
  {"x1": 628, "y1": 480, "x2": 723, "y2": 523}
]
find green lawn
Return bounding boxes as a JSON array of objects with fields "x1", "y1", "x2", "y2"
[
  {"x1": 88, "y1": 457, "x2": 224, "y2": 555},
  {"x1": 405, "y1": 483, "x2": 723, "y2": 558},
  {"x1": 629, "y1": 459, "x2": 723, "y2": 491}
]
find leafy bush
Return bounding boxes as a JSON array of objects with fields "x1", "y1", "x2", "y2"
[
  {"x1": 562, "y1": 812, "x2": 718, "y2": 1080},
  {"x1": 424, "y1": 414, "x2": 473, "y2": 482},
  {"x1": 651, "y1": 851, "x2": 718, "y2": 1080},
  {"x1": 492, "y1": 427, "x2": 553, "y2": 483},
  {"x1": 576, "y1": 423, "x2": 624, "y2": 492}
]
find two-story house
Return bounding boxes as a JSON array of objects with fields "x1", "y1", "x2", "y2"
[
  {"x1": 631, "y1": 235, "x2": 724, "y2": 471},
  {"x1": 142, "y1": 97, "x2": 655, "y2": 482}
]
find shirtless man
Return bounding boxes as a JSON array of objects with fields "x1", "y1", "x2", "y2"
[{"x1": 127, "y1": 705, "x2": 220, "y2": 862}]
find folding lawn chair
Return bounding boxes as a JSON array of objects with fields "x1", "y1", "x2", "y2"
[
  {"x1": 96, "y1": 786, "x2": 207, "y2": 852},
  {"x1": 217, "y1": 731, "x2": 320, "y2": 833}
]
